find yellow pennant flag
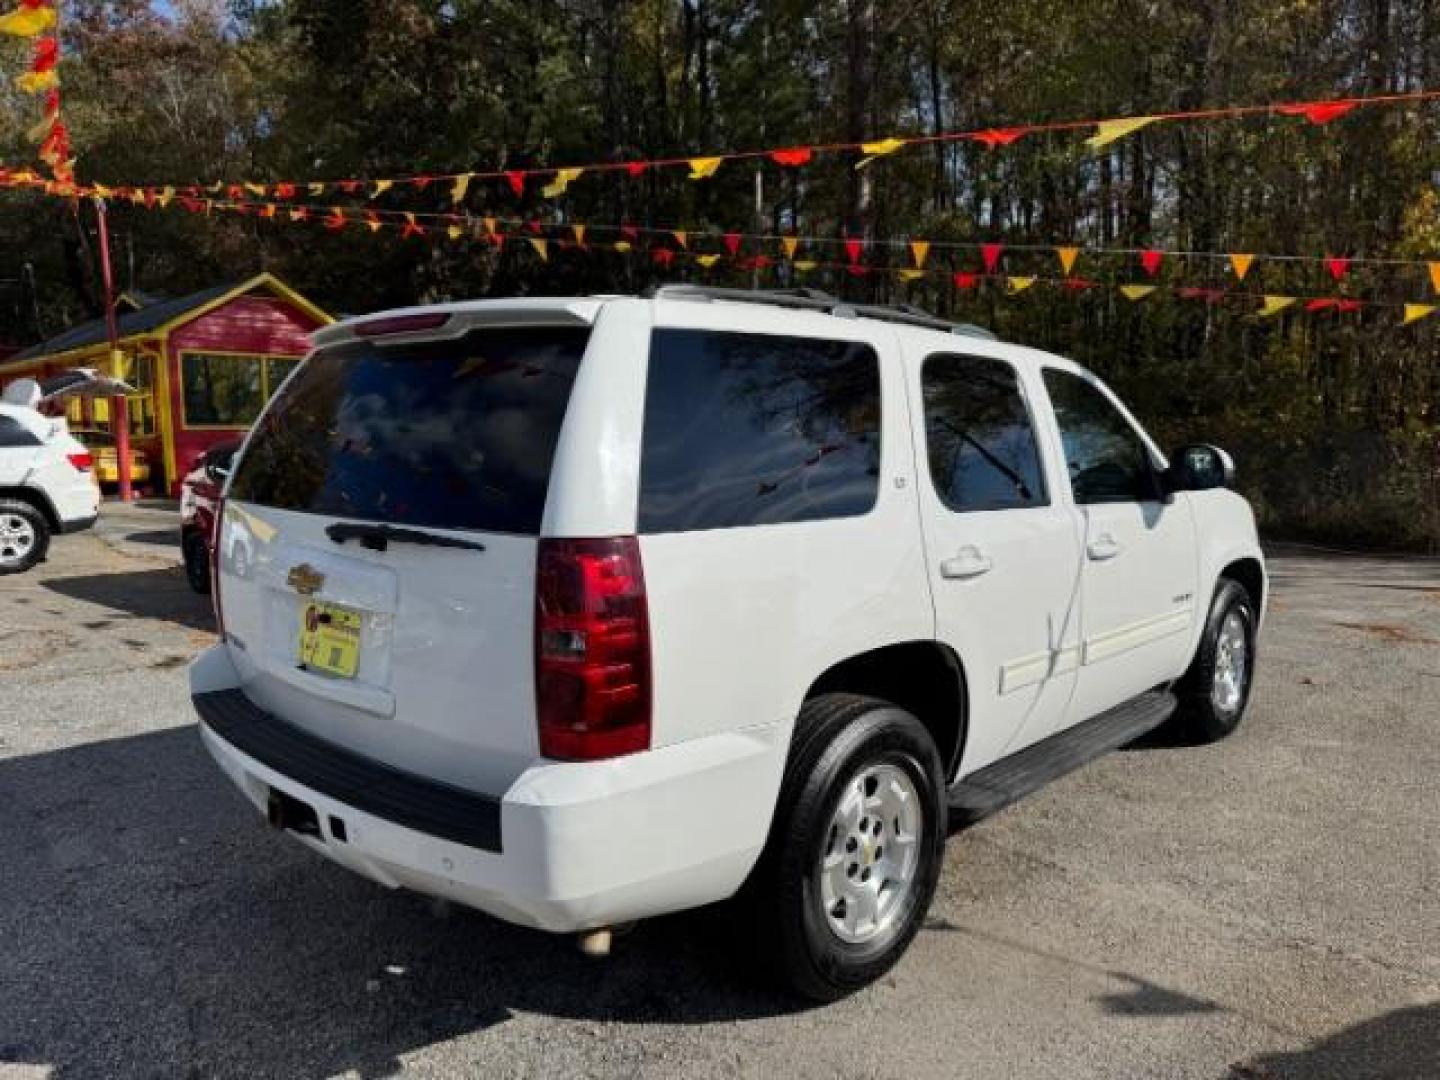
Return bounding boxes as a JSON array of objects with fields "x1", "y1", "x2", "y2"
[
  {"x1": 1259, "y1": 295, "x2": 1296, "y2": 317},
  {"x1": 781, "y1": 236, "x2": 800, "y2": 260},
  {"x1": 365, "y1": 214, "x2": 383, "y2": 234},
  {"x1": 856, "y1": 137, "x2": 906, "y2": 169},
  {"x1": 15, "y1": 69, "x2": 58, "y2": 93},
  {"x1": 695, "y1": 254, "x2": 721, "y2": 268},
  {"x1": 1007, "y1": 276, "x2": 1036, "y2": 294},
  {"x1": 91, "y1": 183, "x2": 114, "y2": 198},
  {"x1": 1085, "y1": 116, "x2": 1160, "y2": 150},
  {"x1": 450, "y1": 174, "x2": 472, "y2": 206},
  {"x1": 541, "y1": 167, "x2": 583, "y2": 198},
  {"x1": 1429, "y1": 262, "x2": 1440, "y2": 295},
  {"x1": 613, "y1": 240, "x2": 632, "y2": 253},
  {"x1": 308, "y1": 182, "x2": 326, "y2": 197},
  {"x1": 909, "y1": 240, "x2": 930, "y2": 268},
  {"x1": 0, "y1": 4, "x2": 56, "y2": 37},
  {"x1": 1229, "y1": 253, "x2": 1255, "y2": 281},
  {"x1": 1056, "y1": 246, "x2": 1080, "y2": 274},
  {"x1": 1402, "y1": 303, "x2": 1436, "y2": 325},
  {"x1": 672, "y1": 230, "x2": 688, "y2": 249},
  {"x1": 897, "y1": 269, "x2": 925, "y2": 282},
  {"x1": 243, "y1": 182, "x2": 267, "y2": 197},
  {"x1": 447, "y1": 224, "x2": 464, "y2": 241},
  {"x1": 371, "y1": 179, "x2": 394, "y2": 199},
  {"x1": 1119, "y1": 284, "x2": 1156, "y2": 301},
  {"x1": 129, "y1": 189, "x2": 145, "y2": 205},
  {"x1": 528, "y1": 238, "x2": 549, "y2": 262},
  {"x1": 572, "y1": 224, "x2": 587, "y2": 246},
  {"x1": 793, "y1": 259, "x2": 817, "y2": 272},
  {"x1": 482, "y1": 216, "x2": 497, "y2": 237},
  {"x1": 156, "y1": 186, "x2": 175, "y2": 208},
  {"x1": 687, "y1": 157, "x2": 723, "y2": 180}
]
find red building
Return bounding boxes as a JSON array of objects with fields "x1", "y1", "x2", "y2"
[{"x1": 0, "y1": 273, "x2": 331, "y2": 495}]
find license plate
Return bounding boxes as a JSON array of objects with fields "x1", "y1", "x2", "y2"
[{"x1": 298, "y1": 601, "x2": 362, "y2": 679}]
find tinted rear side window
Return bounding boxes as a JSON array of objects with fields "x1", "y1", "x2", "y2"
[
  {"x1": 639, "y1": 328, "x2": 881, "y2": 533},
  {"x1": 229, "y1": 326, "x2": 588, "y2": 534}
]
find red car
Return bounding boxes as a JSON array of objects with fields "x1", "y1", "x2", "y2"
[{"x1": 180, "y1": 438, "x2": 241, "y2": 594}]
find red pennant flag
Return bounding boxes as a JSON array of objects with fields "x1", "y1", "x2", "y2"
[
  {"x1": 620, "y1": 224, "x2": 639, "y2": 242},
  {"x1": 490, "y1": 233, "x2": 506, "y2": 250},
  {"x1": 30, "y1": 35, "x2": 57, "y2": 72},
  {"x1": 751, "y1": 255, "x2": 773, "y2": 270},
  {"x1": 1140, "y1": 249, "x2": 1164, "y2": 276},
  {"x1": 953, "y1": 271, "x2": 980, "y2": 290},
  {"x1": 339, "y1": 180, "x2": 362, "y2": 194},
  {"x1": 844, "y1": 237, "x2": 863, "y2": 264},
  {"x1": 364, "y1": 210, "x2": 383, "y2": 233},
  {"x1": 1063, "y1": 277, "x2": 1096, "y2": 292},
  {"x1": 770, "y1": 147, "x2": 813, "y2": 167},
  {"x1": 1306, "y1": 298, "x2": 1339, "y2": 313},
  {"x1": 847, "y1": 264, "x2": 868, "y2": 277},
  {"x1": 323, "y1": 208, "x2": 346, "y2": 230},
  {"x1": 401, "y1": 213, "x2": 425, "y2": 239},
  {"x1": 1177, "y1": 286, "x2": 1224, "y2": 303},
  {"x1": 652, "y1": 247, "x2": 675, "y2": 267},
  {"x1": 625, "y1": 161, "x2": 648, "y2": 178},
  {"x1": 179, "y1": 197, "x2": 204, "y2": 213},
  {"x1": 1324, "y1": 255, "x2": 1350, "y2": 282},
  {"x1": 412, "y1": 175, "x2": 434, "y2": 190},
  {"x1": 505, "y1": 170, "x2": 526, "y2": 197},
  {"x1": 526, "y1": 219, "x2": 543, "y2": 235},
  {"x1": 274, "y1": 182, "x2": 296, "y2": 200},
  {"x1": 1337, "y1": 299, "x2": 1364, "y2": 313},
  {"x1": 968, "y1": 127, "x2": 1028, "y2": 150},
  {"x1": 1278, "y1": 100, "x2": 1357, "y2": 125},
  {"x1": 723, "y1": 232, "x2": 742, "y2": 255},
  {"x1": 981, "y1": 243, "x2": 1004, "y2": 273},
  {"x1": 226, "y1": 184, "x2": 244, "y2": 200}
]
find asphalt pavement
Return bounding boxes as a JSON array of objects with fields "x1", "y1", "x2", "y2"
[{"x1": 1, "y1": 503, "x2": 1436, "y2": 1079}]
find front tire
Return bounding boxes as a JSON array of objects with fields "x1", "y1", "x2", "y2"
[
  {"x1": 1174, "y1": 578, "x2": 1257, "y2": 742},
  {"x1": 743, "y1": 693, "x2": 946, "y2": 1001},
  {"x1": 0, "y1": 499, "x2": 50, "y2": 576}
]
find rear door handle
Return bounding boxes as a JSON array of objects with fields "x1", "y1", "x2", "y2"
[
  {"x1": 1087, "y1": 533, "x2": 1123, "y2": 561},
  {"x1": 940, "y1": 546, "x2": 993, "y2": 579}
]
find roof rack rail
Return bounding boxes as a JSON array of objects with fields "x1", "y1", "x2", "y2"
[{"x1": 646, "y1": 284, "x2": 997, "y2": 340}]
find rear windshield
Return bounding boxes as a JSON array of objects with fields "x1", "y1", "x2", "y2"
[{"x1": 229, "y1": 326, "x2": 589, "y2": 534}]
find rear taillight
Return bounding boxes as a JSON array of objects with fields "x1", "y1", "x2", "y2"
[
  {"x1": 535, "y1": 536, "x2": 651, "y2": 761},
  {"x1": 210, "y1": 499, "x2": 226, "y2": 634},
  {"x1": 66, "y1": 452, "x2": 93, "y2": 473}
]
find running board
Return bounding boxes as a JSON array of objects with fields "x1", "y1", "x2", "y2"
[{"x1": 948, "y1": 690, "x2": 1177, "y2": 821}]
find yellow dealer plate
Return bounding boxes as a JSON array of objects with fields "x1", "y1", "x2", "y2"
[{"x1": 298, "y1": 601, "x2": 361, "y2": 679}]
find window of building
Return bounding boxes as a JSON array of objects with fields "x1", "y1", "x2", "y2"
[{"x1": 181, "y1": 353, "x2": 301, "y2": 428}]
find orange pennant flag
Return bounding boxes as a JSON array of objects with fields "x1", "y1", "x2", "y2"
[
  {"x1": 1429, "y1": 262, "x2": 1440, "y2": 295},
  {"x1": 781, "y1": 236, "x2": 800, "y2": 260},
  {"x1": 482, "y1": 216, "x2": 498, "y2": 237},
  {"x1": 672, "y1": 230, "x2": 688, "y2": 249},
  {"x1": 1056, "y1": 246, "x2": 1080, "y2": 274},
  {"x1": 528, "y1": 238, "x2": 549, "y2": 261},
  {"x1": 1230, "y1": 253, "x2": 1255, "y2": 281},
  {"x1": 909, "y1": 240, "x2": 930, "y2": 268},
  {"x1": 0, "y1": 3, "x2": 56, "y2": 37},
  {"x1": 572, "y1": 224, "x2": 587, "y2": 246}
]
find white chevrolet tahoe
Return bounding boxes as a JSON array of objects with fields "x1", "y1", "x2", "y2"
[
  {"x1": 0, "y1": 375, "x2": 106, "y2": 574},
  {"x1": 190, "y1": 287, "x2": 1264, "y2": 999}
]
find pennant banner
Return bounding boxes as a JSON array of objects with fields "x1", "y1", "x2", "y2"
[
  {"x1": 1086, "y1": 116, "x2": 1160, "y2": 149},
  {"x1": 0, "y1": 2, "x2": 56, "y2": 37}
]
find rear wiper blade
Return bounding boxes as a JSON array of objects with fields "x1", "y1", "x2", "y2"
[{"x1": 325, "y1": 522, "x2": 487, "y2": 553}]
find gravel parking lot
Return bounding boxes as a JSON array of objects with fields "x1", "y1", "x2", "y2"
[{"x1": 2, "y1": 503, "x2": 1436, "y2": 1079}]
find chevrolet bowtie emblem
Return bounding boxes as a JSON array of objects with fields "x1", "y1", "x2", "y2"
[{"x1": 286, "y1": 563, "x2": 325, "y2": 596}]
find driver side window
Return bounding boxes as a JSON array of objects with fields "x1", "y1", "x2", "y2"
[{"x1": 1042, "y1": 369, "x2": 1158, "y2": 505}]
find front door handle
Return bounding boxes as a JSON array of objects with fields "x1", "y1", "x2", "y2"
[
  {"x1": 940, "y1": 546, "x2": 993, "y2": 579},
  {"x1": 1087, "y1": 533, "x2": 1123, "y2": 561}
]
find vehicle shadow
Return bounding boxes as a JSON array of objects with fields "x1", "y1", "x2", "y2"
[
  {"x1": 43, "y1": 567, "x2": 215, "y2": 634},
  {"x1": 0, "y1": 727, "x2": 805, "y2": 1079},
  {"x1": 120, "y1": 528, "x2": 182, "y2": 549},
  {"x1": 1227, "y1": 1003, "x2": 1440, "y2": 1079}
]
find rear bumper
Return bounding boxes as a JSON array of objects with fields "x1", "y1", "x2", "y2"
[
  {"x1": 189, "y1": 644, "x2": 784, "y2": 932},
  {"x1": 58, "y1": 511, "x2": 99, "y2": 535}
]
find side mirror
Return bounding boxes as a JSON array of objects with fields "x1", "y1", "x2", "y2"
[
  {"x1": 205, "y1": 461, "x2": 231, "y2": 485},
  {"x1": 1164, "y1": 444, "x2": 1234, "y2": 494}
]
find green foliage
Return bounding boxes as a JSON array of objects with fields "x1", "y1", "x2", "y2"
[{"x1": 0, "y1": 0, "x2": 1436, "y2": 547}]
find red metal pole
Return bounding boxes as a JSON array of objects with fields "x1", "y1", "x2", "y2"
[{"x1": 94, "y1": 197, "x2": 133, "y2": 502}]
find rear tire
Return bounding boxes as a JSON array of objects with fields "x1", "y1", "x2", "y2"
[
  {"x1": 1173, "y1": 578, "x2": 1257, "y2": 742},
  {"x1": 0, "y1": 498, "x2": 49, "y2": 576},
  {"x1": 741, "y1": 693, "x2": 946, "y2": 1001},
  {"x1": 183, "y1": 531, "x2": 211, "y2": 594}
]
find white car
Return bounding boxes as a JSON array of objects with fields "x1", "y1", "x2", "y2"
[
  {"x1": 0, "y1": 373, "x2": 111, "y2": 574},
  {"x1": 190, "y1": 287, "x2": 1265, "y2": 999}
]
